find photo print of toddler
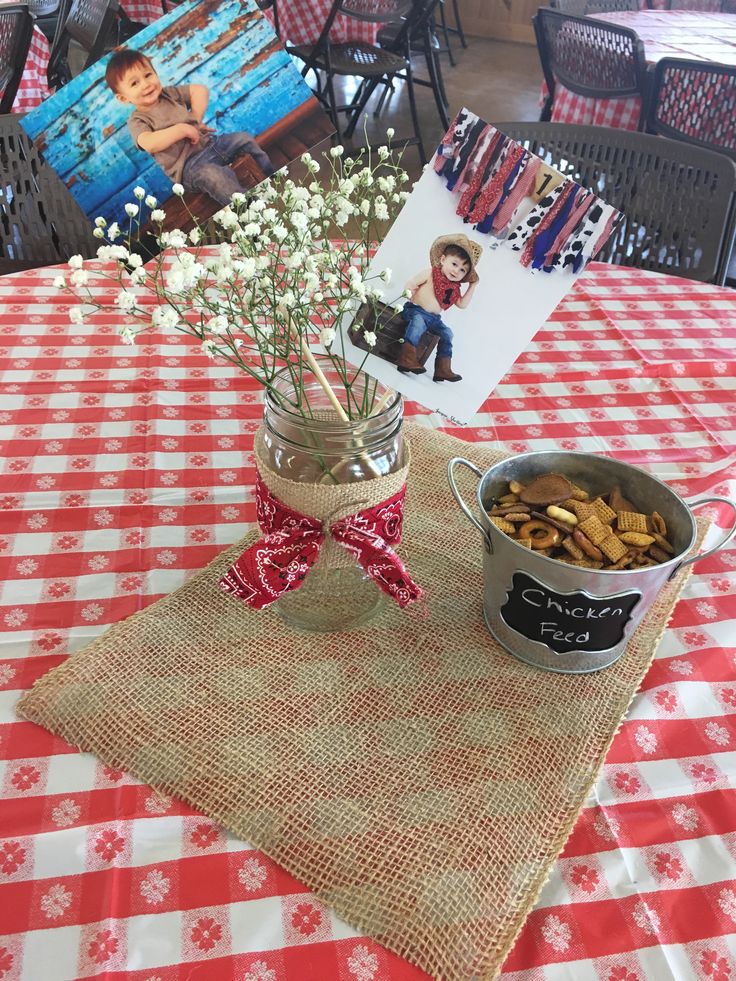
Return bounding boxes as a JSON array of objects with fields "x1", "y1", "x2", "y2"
[
  {"x1": 341, "y1": 108, "x2": 622, "y2": 426},
  {"x1": 21, "y1": 0, "x2": 333, "y2": 257}
]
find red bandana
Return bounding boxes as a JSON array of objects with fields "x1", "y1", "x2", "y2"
[
  {"x1": 432, "y1": 266, "x2": 463, "y2": 310},
  {"x1": 218, "y1": 471, "x2": 423, "y2": 610}
]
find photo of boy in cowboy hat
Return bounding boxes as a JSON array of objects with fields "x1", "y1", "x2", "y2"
[{"x1": 398, "y1": 233, "x2": 482, "y2": 383}]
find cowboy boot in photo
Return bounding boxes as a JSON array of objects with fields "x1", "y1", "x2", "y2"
[
  {"x1": 397, "y1": 341, "x2": 427, "y2": 374},
  {"x1": 433, "y1": 356, "x2": 462, "y2": 382}
]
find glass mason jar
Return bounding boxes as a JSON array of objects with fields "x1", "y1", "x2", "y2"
[{"x1": 259, "y1": 367, "x2": 405, "y2": 632}]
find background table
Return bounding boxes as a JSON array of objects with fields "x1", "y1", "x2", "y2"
[
  {"x1": 550, "y1": 10, "x2": 736, "y2": 131},
  {"x1": 0, "y1": 260, "x2": 735, "y2": 980},
  {"x1": 10, "y1": 25, "x2": 51, "y2": 113},
  {"x1": 263, "y1": 0, "x2": 380, "y2": 45}
]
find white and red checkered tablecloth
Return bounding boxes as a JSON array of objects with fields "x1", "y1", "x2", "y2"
[
  {"x1": 1, "y1": 260, "x2": 735, "y2": 980},
  {"x1": 11, "y1": 26, "x2": 51, "y2": 113},
  {"x1": 262, "y1": 0, "x2": 380, "y2": 46},
  {"x1": 121, "y1": 0, "x2": 165, "y2": 25},
  {"x1": 546, "y1": 10, "x2": 736, "y2": 131}
]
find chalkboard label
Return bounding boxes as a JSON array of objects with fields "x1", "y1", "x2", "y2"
[{"x1": 500, "y1": 571, "x2": 641, "y2": 656}]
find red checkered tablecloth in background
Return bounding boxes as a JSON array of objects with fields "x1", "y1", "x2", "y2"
[
  {"x1": 1, "y1": 261, "x2": 736, "y2": 980},
  {"x1": 11, "y1": 26, "x2": 51, "y2": 113},
  {"x1": 121, "y1": 0, "x2": 165, "y2": 25},
  {"x1": 262, "y1": 0, "x2": 380, "y2": 45},
  {"x1": 542, "y1": 10, "x2": 736, "y2": 131}
]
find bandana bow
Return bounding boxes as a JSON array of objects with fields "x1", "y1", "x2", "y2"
[{"x1": 218, "y1": 471, "x2": 423, "y2": 610}]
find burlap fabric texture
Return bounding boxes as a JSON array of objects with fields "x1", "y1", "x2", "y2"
[
  {"x1": 18, "y1": 425, "x2": 705, "y2": 981},
  {"x1": 252, "y1": 425, "x2": 411, "y2": 572}
]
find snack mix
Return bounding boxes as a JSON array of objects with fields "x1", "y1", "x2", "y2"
[{"x1": 487, "y1": 473, "x2": 677, "y2": 570}]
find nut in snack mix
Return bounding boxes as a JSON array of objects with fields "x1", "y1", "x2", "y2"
[{"x1": 486, "y1": 477, "x2": 678, "y2": 570}]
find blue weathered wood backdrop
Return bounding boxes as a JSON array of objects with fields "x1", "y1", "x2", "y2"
[{"x1": 21, "y1": 0, "x2": 316, "y2": 227}]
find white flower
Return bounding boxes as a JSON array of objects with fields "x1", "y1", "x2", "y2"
[
  {"x1": 189, "y1": 227, "x2": 201, "y2": 244},
  {"x1": 375, "y1": 201, "x2": 389, "y2": 220},
  {"x1": 381, "y1": 267, "x2": 392, "y2": 284},
  {"x1": 201, "y1": 339, "x2": 218, "y2": 359},
  {"x1": 207, "y1": 314, "x2": 230, "y2": 335},
  {"x1": 151, "y1": 209, "x2": 165, "y2": 222},
  {"x1": 125, "y1": 203, "x2": 139, "y2": 218},
  {"x1": 94, "y1": 216, "x2": 106, "y2": 228},
  {"x1": 120, "y1": 325, "x2": 137, "y2": 345},
  {"x1": 69, "y1": 306, "x2": 86, "y2": 324},
  {"x1": 363, "y1": 331, "x2": 377, "y2": 348},
  {"x1": 152, "y1": 307, "x2": 179, "y2": 330},
  {"x1": 115, "y1": 290, "x2": 137, "y2": 313},
  {"x1": 68, "y1": 254, "x2": 84, "y2": 269},
  {"x1": 145, "y1": 194, "x2": 157, "y2": 208},
  {"x1": 93, "y1": 227, "x2": 105, "y2": 238},
  {"x1": 320, "y1": 327, "x2": 336, "y2": 348},
  {"x1": 53, "y1": 275, "x2": 66, "y2": 289},
  {"x1": 386, "y1": 127, "x2": 395, "y2": 138},
  {"x1": 133, "y1": 185, "x2": 145, "y2": 199},
  {"x1": 330, "y1": 145, "x2": 344, "y2": 157},
  {"x1": 172, "y1": 182, "x2": 185, "y2": 196},
  {"x1": 107, "y1": 221, "x2": 120, "y2": 240},
  {"x1": 377, "y1": 144, "x2": 389, "y2": 158},
  {"x1": 127, "y1": 253, "x2": 143, "y2": 269}
]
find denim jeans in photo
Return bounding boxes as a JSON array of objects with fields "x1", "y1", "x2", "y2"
[
  {"x1": 402, "y1": 301, "x2": 454, "y2": 357},
  {"x1": 181, "y1": 132, "x2": 275, "y2": 206}
]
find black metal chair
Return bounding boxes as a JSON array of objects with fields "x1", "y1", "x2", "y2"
[
  {"x1": 0, "y1": 113, "x2": 98, "y2": 274},
  {"x1": 495, "y1": 121, "x2": 736, "y2": 285},
  {"x1": 47, "y1": 0, "x2": 119, "y2": 89},
  {"x1": 374, "y1": 0, "x2": 450, "y2": 131},
  {"x1": 535, "y1": 8, "x2": 649, "y2": 129},
  {"x1": 289, "y1": 0, "x2": 427, "y2": 162},
  {"x1": 28, "y1": 0, "x2": 61, "y2": 42},
  {"x1": 551, "y1": 0, "x2": 639, "y2": 13},
  {"x1": 0, "y1": 4, "x2": 34, "y2": 114},
  {"x1": 646, "y1": 58, "x2": 736, "y2": 162}
]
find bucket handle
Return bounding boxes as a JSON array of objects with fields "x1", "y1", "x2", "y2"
[
  {"x1": 679, "y1": 496, "x2": 736, "y2": 568},
  {"x1": 447, "y1": 457, "x2": 492, "y2": 553}
]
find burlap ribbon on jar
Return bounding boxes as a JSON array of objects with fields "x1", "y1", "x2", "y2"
[{"x1": 218, "y1": 427, "x2": 423, "y2": 608}]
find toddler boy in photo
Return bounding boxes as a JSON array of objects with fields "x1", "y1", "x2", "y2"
[
  {"x1": 105, "y1": 49, "x2": 275, "y2": 207},
  {"x1": 398, "y1": 233, "x2": 482, "y2": 383}
]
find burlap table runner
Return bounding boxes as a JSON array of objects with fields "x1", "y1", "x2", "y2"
[{"x1": 18, "y1": 425, "x2": 705, "y2": 980}]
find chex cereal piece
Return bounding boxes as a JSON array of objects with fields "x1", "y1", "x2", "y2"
[
  {"x1": 619, "y1": 531, "x2": 655, "y2": 547},
  {"x1": 490, "y1": 516, "x2": 515, "y2": 535},
  {"x1": 617, "y1": 511, "x2": 649, "y2": 534},
  {"x1": 599, "y1": 535, "x2": 628, "y2": 562},
  {"x1": 577, "y1": 515, "x2": 610, "y2": 546},
  {"x1": 561, "y1": 536, "x2": 585, "y2": 560},
  {"x1": 652, "y1": 532, "x2": 675, "y2": 554},
  {"x1": 569, "y1": 558, "x2": 603, "y2": 569},
  {"x1": 609, "y1": 554, "x2": 634, "y2": 570},
  {"x1": 569, "y1": 500, "x2": 597, "y2": 522},
  {"x1": 652, "y1": 511, "x2": 667, "y2": 536},
  {"x1": 569, "y1": 482, "x2": 589, "y2": 501},
  {"x1": 591, "y1": 497, "x2": 617, "y2": 525},
  {"x1": 516, "y1": 537, "x2": 533, "y2": 549}
]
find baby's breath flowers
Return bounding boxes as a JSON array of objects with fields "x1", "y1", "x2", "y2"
[{"x1": 63, "y1": 139, "x2": 409, "y2": 420}]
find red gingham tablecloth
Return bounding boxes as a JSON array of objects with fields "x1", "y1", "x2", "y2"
[
  {"x1": 121, "y1": 0, "x2": 165, "y2": 25},
  {"x1": 262, "y1": 0, "x2": 380, "y2": 45},
  {"x1": 544, "y1": 10, "x2": 736, "y2": 131},
  {"x1": 1, "y1": 261, "x2": 736, "y2": 980},
  {"x1": 11, "y1": 26, "x2": 51, "y2": 114}
]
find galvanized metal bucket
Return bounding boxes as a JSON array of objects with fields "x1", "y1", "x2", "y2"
[{"x1": 448, "y1": 451, "x2": 736, "y2": 674}]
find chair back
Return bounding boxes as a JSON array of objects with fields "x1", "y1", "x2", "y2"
[
  {"x1": 29, "y1": 0, "x2": 60, "y2": 14},
  {"x1": 48, "y1": 0, "x2": 118, "y2": 87},
  {"x1": 0, "y1": 4, "x2": 34, "y2": 114},
  {"x1": 339, "y1": 0, "x2": 413, "y2": 23},
  {"x1": 647, "y1": 58, "x2": 736, "y2": 162},
  {"x1": 551, "y1": 0, "x2": 638, "y2": 14},
  {"x1": 535, "y1": 8, "x2": 648, "y2": 126},
  {"x1": 495, "y1": 121, "x2": 736, "y2": 285},
  {"x1": 0, "y1": 113, "x2": 98, "y2": 273}
]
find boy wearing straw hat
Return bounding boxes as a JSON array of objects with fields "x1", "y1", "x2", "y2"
[{"x1": 397, "y1": 233, "x2": 482, "y2": 383}]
